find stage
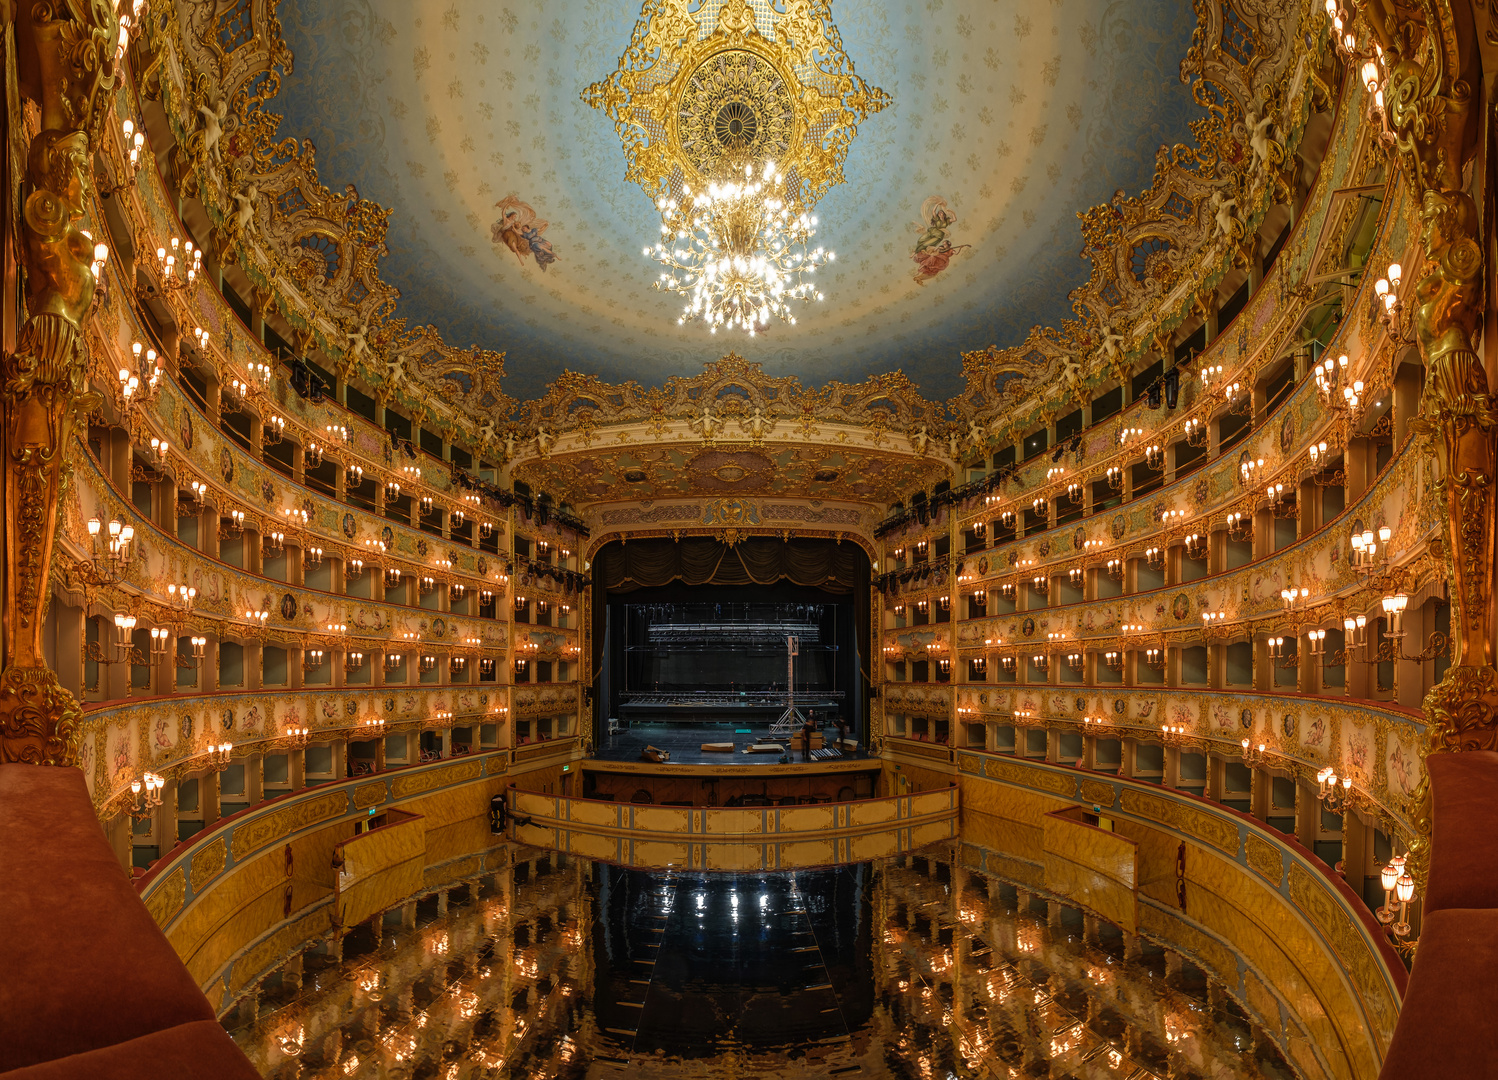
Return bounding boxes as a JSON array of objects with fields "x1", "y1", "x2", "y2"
[{"x1": 593, "y1": 722, "x2": 874, "y2": 768}]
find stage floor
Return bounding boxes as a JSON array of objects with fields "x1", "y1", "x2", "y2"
[{"x1": 594, "y1": 722, "x2": 874, "y2": 767}]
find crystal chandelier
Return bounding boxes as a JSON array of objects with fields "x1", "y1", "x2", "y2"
[
  {"x1": 648, "y1": 161, "x2": 830, "y2": 335},
  {"x1": 586, "y1": 0, "x2": 888, "y2": 337}
]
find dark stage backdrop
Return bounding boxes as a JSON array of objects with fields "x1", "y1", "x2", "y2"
[{"x1": 589, "y1": 538, "x2": 870, "y2": 740}]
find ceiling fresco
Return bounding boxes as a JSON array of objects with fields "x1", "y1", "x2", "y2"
[{"x1": 273, "y1": 0, "x2": 1199, "y2": 402}]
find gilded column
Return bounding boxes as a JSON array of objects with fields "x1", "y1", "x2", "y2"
[{"x1": 2, "y1": 2, "x2": 121, "y2": 764}]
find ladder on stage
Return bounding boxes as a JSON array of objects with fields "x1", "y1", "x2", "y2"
[{"x1": 768, "y1": 634, "x2": 810, "y2": 737}]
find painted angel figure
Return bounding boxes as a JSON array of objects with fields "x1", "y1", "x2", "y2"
[
  {"x1": 911, "y1": 196, "x2": 971, "y2": 285},
  {"x1": 491, "y1": 195, "x2": 559, "y2": 272}
]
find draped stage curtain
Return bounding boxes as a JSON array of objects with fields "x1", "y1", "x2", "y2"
[{"x1": 594, "y1": 537, "x2": 866, "y2": 594}]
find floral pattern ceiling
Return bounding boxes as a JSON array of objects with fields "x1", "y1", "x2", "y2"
[{"x1": 275, "y1": 0, "x2": 1198, "y2": 401}]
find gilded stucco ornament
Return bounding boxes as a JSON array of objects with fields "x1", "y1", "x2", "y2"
[
  {"x1": 4, "y1": 0, "x2": 122, "y2": 765},
  {"x1": 1376, "y1": 0, "x2": 1488, "y2": 889}
]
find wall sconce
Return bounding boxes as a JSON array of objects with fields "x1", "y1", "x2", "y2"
[
  {"x1": 1239, "y1": 456, "x2": 1264, "y2": 488},
  {"x1": 219, "y1": 509, "x2": 245, "y2": 538},
  {"x1": 86, "y1": 517, "x2": 136, "y2": 582},
  {"x1": 1031, "y1": 574, "x2": 1049, "y2": 592},
  {"x1": 1082, "y1": 715, "x2": 1111, "y2": 732},
  {"x1": 1183, "y1": 533, "x2": 1207, "y2": 560},
  {"x1": 1066, "y1": 652, "x2": 1083, "y2": 671},
  {"x1": 263, "y1": 529, "x2": 285, "y2": 554},
  {"x1": 1105, "y1": 558, "x2": 1124, "y2": 579},
  {"x1": 1116, "y1": 425, "x2": 1142, "y2": 447},
  {"x1": 153, "y1": 236, "x2": 201, "y2": 291},
  {"x1": 1144, "y1": 444, "x2": 1165, "y2": 471},
  {"x1": 450, "y1": 583, "x2": 468, "y2": 602},
  {"x1": 205, "y1": 742, "x2": 232, "y2": 772},
  {"x1": 893, "y1": 603, "x2": 906, "y2": 618},
  {"x1": 1225, "y1": 511, "x2": 1252, "y2": 541},
  {"x1": 419, "y1": 655, "x2": 437, "y2": 673},
  {"x1": 1105, "y1": 466, "x2": 1124, "y2": 492},
  {"x1": 999, "y1": 509, "x2": 1017, "y2": 529},
  {"x1": 1239, "y1": 738, "x2": 1268, "y2": 765},
  {"x1": 972, "y1": 589, "x2": 988, "y2": 606},
  {"x1": 1183, "y1": 417, "x2": 1207, "y2": 447},
  {"x1": 1314, "y1": 353, "x2": 1349, "y2": 406},
  {"x1": 916, "y1": 599, "x2": 929, "y2": 615},
  {"x1": 419, "y1": 575, "x2": 437, "y2": 594},
  {"x1": 515, "y1": 659, "x2": 529, "y2": 676},
  {"x1": 1000, "y1": 656, "x2": 1016, "y2": 673},
  {"x1": 1031, "y1": 653, "x2": 1049, "y2": 672},
  {"x1": 149, "y1": 626, "x2": 170, "y2": 663},
  {"x1": 1343, "y1": 615, "x2": 1368, "y2": 649},
  {"x1": 537, "y1": 599, "x2": 551, "y2": 617},
  {"x1": 971, "y1": 656, "x2": 988, "y2": 674},
  {"x1": 112, "y1": 613, "x2": 136, "y2": 661},
  {"x1": 128, "y1": 773, "x2": 165, "y2": 820},
  {"x1": 1377, "y1": 854, "x2": 1409, "y2": 929},
  {"x1": 1308, "y1": 628, "x2": 1327, "y2": 656},
  {"x1": 385, "y1": 567, "x2": 404, "y2": 588},
  {"x1": 346, "y1": 557, "x2": 365, "y2": 579},
  {"x1": 938, "y1": 595, "x2": 950, "y2": 612},
  {"x1": 1280, "y1": 585, "x2": 1308, "y2": 612},
  {"x1": 283, "y1": 725, "x2": 310, "y2": 749},
  {"x1": 1067, "y1": 568, "x2": 1083, "y2": 587},
  {"x1": 190, "y1": 636, "x2": 207, "y2": 663},
  {"x1": 938, "y1": 658, "x2": 951, "y2": 675},
  {"x1": 1031, "y1": 496, "x2": 1047, "y2": 515},
  {"x1": 1103, "y1": 650, "x2": 1122, "y2": 671},
  {"x1": 385, "y1": 480, "x2": 402, "y2": 502},
  {"x1": 304, "y1": 546, "x2": 323, "y2": 568},
  {"x1": 419, "y1": 495, "x2": 435, "y2": 516},
  {"x1": 450, "y1": 657, "x2": 468, "y2": 674},
  {"x1": 1144, "y1": 648, "x2": 1165, "y2": 670},
  {"x1": 915, "y1": 540, "x2": 928, "y2": 558},
  {"x1": 346, "y1": 463, "x2": 365, "y2": 487},
  {"x1": 893, "y1": 545, "x2": 905, "y2": 561},
  {"x1": 1200, "y1": 610, "x2": 1226, "y2": 626},
  {"x1": 1159, "y1": 724, "x2": 1189, "y2": 747},
  {"x1": 1382, "y1": 593, "x2": 1409, "y2": 638},
  {"x1": 344, "y1": 651, "x2": 365, "y2": 673},
  {"x1": 304, "y1": 441, "x2": 323, "y2": 469},
  {"x1": 384, "y1": 653, "x2": 403, "y2": 672},
  {"x1": 262, "y1": 414, "x2": 286, "y2": 447},
  {"x1": 973, "y1": 520, "x2": 986, "y2": 537},
  {"x1": 480, "y1": 589, "x2": 495, "y2": 606},
  {"x1": 303, "y1": 649, "x2": 325, "y2": 671},
  {"x1": 1316, "y1": 766, "x2": 1354, "y2": 810},
  {"x1": 480, "y1": 658, "x2": 496, "y2": 677},
  {"x1": 1144, "y1": 546, "x2": 1164, "y2": 570},
  {"x1": 999, "y1": 582, "x2": 1016, "y2": 600},
  {"x1": 360, "y1": 717, "x2": 386, "y2": 734},
  {"x1": 515, "y1": 594, "x2": 528, "y2": 610}
]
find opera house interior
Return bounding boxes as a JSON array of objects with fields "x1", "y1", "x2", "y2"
[{"x1": 4, "y1": 0, "x2": 1497, "y2": 1075}]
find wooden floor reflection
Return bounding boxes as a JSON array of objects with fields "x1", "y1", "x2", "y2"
[{"x1": 224, "y1": 843, "x2": 1299, "y2": 1078}]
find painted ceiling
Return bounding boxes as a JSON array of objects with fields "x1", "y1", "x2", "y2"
[{"x1": 275, "y1": 0, "x2": 1199, "y2": 402}]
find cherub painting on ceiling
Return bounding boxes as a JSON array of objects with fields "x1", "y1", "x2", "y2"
[
  {"x1": 911, "y1": 196, "x2": 970, "y2": 286},
  {"x1": 491, "y1": 195, "x2": 559, "y2": 272}
]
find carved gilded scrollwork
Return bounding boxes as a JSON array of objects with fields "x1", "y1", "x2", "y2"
[
  {"x1": 3, "y1": 0, "x2": 122, "y2": 765},
  {"x1": 1377, "y1": 0, "x2": 1490, "y2": 890}
]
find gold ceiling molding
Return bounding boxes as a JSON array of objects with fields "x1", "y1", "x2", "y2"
[
  {"x1": 146, "y1": 0, "x2": 1314, "y2": 452},
  {"x1": 581, "y1": 0, "x2": 889, "y2": 213}
]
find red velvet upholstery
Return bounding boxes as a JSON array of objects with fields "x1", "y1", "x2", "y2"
[
  {"x1": 0, "y1": 765, "x2": 252, "y2": 1075},
  {"x1": 1421, "y1": 751, "x2": 1498, "y2": 914},
  {"x1": 1379, "y1": 908, "x2": 1498, "y2": 1080},
  {"x1": 1, "y1": 1021, "x2": 262, "y2": 1080}
]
